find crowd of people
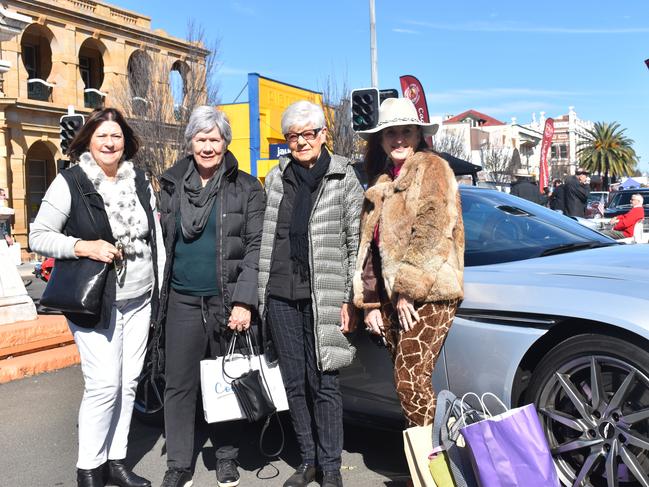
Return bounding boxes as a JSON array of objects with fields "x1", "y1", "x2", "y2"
[{"x1": 29, "y1": 98, "x2": 463, "y2": 487}]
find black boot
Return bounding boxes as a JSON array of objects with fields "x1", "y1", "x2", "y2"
[
  {"x1": 282, "y1": 464, "x2": 316, "y2": 487},
  {"x1": 107, "y1": 459, "x2": 151, "y2": 487},
  {"x1": 77, "y1": 465, "x2": 105, "y2": 487}
]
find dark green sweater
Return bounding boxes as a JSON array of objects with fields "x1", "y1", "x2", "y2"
[{"x1": 171, "y1": 203, "x2": 219, "y2": 296}]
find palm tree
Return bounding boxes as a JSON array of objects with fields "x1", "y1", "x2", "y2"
[{"x1": 577, "y1": 122, "x2": 638, "y2": 189}]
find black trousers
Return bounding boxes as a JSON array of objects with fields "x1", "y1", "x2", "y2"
[
  {"x1": 267, "y1": 296, "x2": 343, "y2": 472},
  {"x1": 164, "y1": 288, "x2": 241, "y2": 469}
]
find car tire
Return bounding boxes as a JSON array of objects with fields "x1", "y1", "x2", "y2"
[{"x1": 525, "y1": 334, "x2": 649, "y2": 487}]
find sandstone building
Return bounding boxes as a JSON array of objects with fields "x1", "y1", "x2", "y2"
[{"x1": 0, "y1": 0, "x2": 207, "y2": 249}]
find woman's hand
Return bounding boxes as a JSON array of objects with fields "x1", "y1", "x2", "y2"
[
  {"x1": 364, "y1": 308, "x2": 384, "y2": 335},
  {"x1": 228, "y1": 303, "x2": 252, "y2": 332},
  {"x1": 396, "y1": 295, "x2": 420, "y2": 332},
  {"x1": 340, "y1": 303, "x2": 356, "y2": 334},
  {"x1": 74, "y1": 239, "x2": 122, "y2": 263}
]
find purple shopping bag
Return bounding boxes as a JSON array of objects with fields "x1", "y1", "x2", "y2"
[{"x1": 460, "y1": 403, "x2": 559, "y2": 487}]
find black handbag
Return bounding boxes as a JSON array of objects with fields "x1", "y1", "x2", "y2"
[
  {"x1": 223, "y1": 331, "x2": 276, "y2": 422},
  {"x1": 40, "y1": 172, "x2": 110, "y2": 316},
  {"x1": 223, "y1": 331, "x2": 285, "y2": 457}
]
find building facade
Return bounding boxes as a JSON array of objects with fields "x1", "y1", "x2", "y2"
[{"x1": 0, "y1": 0, "x2": 206, "y2": 249}]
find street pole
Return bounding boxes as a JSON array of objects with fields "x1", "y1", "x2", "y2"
[{"x1": 369, "y1": 0, "x2": 378, "y2": 88}]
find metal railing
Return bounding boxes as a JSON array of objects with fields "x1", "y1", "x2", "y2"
[
  {"x1": 27, "y1": 78, "x2": 53, "y2": 101},
  {"x1": 84, "y1": 88, "x2": 106, "y2": 109}
]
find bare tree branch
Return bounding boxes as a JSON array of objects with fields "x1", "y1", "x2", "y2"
[
  {"x1": 432, "y1": 131, "x2": 469, "y2": 160},
  {"x1": 480, "y1": 143, "x2": 514, "y2": 184},
  {"x1": 319, "y1": 75, "x2": 364, "y2": 160},
  {"x1": 109, "y1": 21, "x2": 219, "y2": 180}
]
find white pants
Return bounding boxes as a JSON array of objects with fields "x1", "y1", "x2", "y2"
[{"x1": 69, "y1": 293, "x2": 151, "y2": 469}]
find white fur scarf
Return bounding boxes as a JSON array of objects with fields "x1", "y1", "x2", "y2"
[{"x1": 78, "y1": 152, "x2": 148, "y2": 257}]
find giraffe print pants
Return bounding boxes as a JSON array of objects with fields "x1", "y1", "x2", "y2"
[{"x1": 381, "y1": 298, "x2": 460, "y2": 427}]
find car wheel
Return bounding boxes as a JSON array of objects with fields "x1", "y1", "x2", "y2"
[
  {"x1": 525, "y1": 334, "x2": 649, "y2": 487},
  {"x1": 133, "y1": 355, "x2": 165, "y2": 425}
]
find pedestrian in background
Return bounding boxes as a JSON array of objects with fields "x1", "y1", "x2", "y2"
[
  {"x1": 258, "y1": 101, "x2": 364, "y2": 487},
  {"x1": 354, "y1": 98, "x2": 464, "y2": 430},
  {"x1": 0, "y1": 188, "x2": 14, "y2": 246},
  {"x1": 549, "y1": 179, "x2": 565, "y2": 212},
  {"x1": 510, "y1": 169, "x2": 542, "y2": 204},
  {"x1": 29, "y1": 108, "x2": 164, "y2": 487},
  {"x1": 157, "y1": 106, "x2": 265, "y2": 487},
  {"x1": 563, "y1": 168, "x2": 590, "y2": 217}
]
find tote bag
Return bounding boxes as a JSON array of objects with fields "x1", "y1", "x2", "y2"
[{"x1": 200, "y1": 333, "x2": 288, "y2": 424}]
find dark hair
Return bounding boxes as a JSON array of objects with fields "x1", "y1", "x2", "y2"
[
  {"x1": 363, "y1": 125, "x2": 429, "y2": 184},
  {"x1": 67, "y1": 108, "x2": 139, "y2": 163}
]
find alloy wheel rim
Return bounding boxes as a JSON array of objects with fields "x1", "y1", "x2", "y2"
[{"x1": 537, "y1": 355, "x2": 649, "y2": 487}]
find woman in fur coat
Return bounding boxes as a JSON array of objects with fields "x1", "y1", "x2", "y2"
[{"x1": 353, "y1": 98, "x2": 464, "y2": 427}]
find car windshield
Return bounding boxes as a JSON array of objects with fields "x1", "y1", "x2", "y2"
[
  {"x1": 461, "y1": 188, "x2": 615, "y2": 266},
  {"x1": 608, "y1": 192, "x2": 648, "y2": 208}
]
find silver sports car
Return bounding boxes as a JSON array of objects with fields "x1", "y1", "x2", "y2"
[{"x1": 340, "y1": 186, "x2": 649, "y2": 487}]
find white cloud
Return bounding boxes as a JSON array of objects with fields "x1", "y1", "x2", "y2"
[
  {"x1": 218, "y1": 65, "x2": 249, "y2": 76},
  {"x1": 404, "y1": 20, "x2": 649, "y2": 34},
  {"x1": 392, "y1": 28, "x2": 421, "y2": 35},
  {"x1": 232, "y1": 1, "x2": 255, "y2": 16}
]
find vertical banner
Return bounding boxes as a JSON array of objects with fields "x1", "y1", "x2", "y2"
[
  {"x1": 399, "y1": 75, "x2": 432, "y2": 147},
  {"x1": 538, "y1": 118, "x2": 554, "y2": 193}
]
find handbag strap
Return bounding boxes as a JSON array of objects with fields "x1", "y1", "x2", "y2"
[
  {"x1": 259, "y1": 411, "x2": 285, "y2": 458},
  {"x1": 70, "y1": 171, "x2": 101, "y2": 238},
  {"x1": 432, "y1": 389, "x2": 457, "y2": 449},
  {"x1": 222, "y1": 332, "x2": 253, "y2": 381}
]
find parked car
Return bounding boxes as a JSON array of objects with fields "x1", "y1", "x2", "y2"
[
  {"x1": 136, "y1": 186, "x2": 649, "y2": 487},
  {"x1": 341, "y1": 187, "x2": 649, "y2": 487},
  {"x1": 604, "y1": 188, "x2": 649, "y2": 219}
]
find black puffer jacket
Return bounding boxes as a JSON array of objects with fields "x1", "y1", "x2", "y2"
[
  {"x1": 563, "y1": 175, "x2": 590, "y2": 217},
  {"x1": 156, "y1": 152, "x2": 265, "y2": 329}
]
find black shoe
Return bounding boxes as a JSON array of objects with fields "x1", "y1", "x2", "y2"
[
  {"x1": 107, "y1": 459, "x2": 151, "y2": 487},
  {"x1": 321, "y1": 470, "x2": 343, "y2": 487},
  {"x1": 216, "y1": 458, "x2": 240, "y2": 487},
  {"x1": 160, "y1": 468, "x2": 192, "y2": 487},
  {"x1": 77, "y1": 465, "x2": 105, "y2": 487},
  {"x1": 283, "y1": 464, "x2": 316, "y2": 487}
]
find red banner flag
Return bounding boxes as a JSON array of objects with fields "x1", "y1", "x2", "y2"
[
  {"x1": 538, "y1": 118, "x2": 554, "y2": 192},
  {"x1": 399, "y1": 75, "x2": 432, "y2": 146}
]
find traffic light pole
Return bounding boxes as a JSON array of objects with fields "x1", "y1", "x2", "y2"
[{"x1": 369, "y1": 0, "x2": 378, "y2": 88}]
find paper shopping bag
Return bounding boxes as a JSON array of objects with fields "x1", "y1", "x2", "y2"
[
  {"x1": 403, "y1": 424, "x2": 436, "y2": 487},
  {"x1": 461, "y1": 403, "x2": 559, "y2": 487}
]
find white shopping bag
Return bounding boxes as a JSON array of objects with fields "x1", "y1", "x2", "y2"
[{"x1": 200, "y1": 351, "x2": 289, "y2": 424}]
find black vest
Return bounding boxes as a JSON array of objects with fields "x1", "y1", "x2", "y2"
[{"x1": 60, "y1": 164, "x2": 160, "y2": 328}]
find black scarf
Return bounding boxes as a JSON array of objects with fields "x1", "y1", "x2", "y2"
[
  {"x1": 289, "y1": 149, "x2": 331, "y2": 280},
  {"x1": 179, "y1": 154, "x2": 226, "y2": 240}
]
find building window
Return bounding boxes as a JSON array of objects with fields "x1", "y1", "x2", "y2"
[
  {"x1": 23, "y1": 44, "x2": 38, "y2": 79},
  {"x1": 27, "y1": 159, "x2": 47, "y2": 223},
  {"x1": 79, "y1": 56, "x2": 91, "y2": 88},
  {"x1": 559, "y1": 144, "x2": 568, "y2": 159}
]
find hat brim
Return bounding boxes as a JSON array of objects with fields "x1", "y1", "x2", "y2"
[{"x1": 357, "y1": 120, "x2": 439, "y2": 140}]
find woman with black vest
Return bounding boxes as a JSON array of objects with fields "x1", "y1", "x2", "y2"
[
  {"x1": 29, "y1": 108, "x2": 165, "y2": 487},
  {"x1": 157, "y1": 106, "x2": 265, "y2": 487}
]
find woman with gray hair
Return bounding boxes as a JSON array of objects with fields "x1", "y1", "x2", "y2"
[
  {"x1": 157, "y1": 106, "x2": 265, "y2": 487},
  {"x1": 258, "y1": 100, "x2": 364, "y2": 487}
]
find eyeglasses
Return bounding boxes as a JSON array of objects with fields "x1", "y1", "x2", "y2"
[{"x1": 284, "y1": 128, "x2": 322, "y2": 143}]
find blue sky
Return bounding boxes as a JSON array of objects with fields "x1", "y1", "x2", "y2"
[{"x1": 114, "y1": 0, "x2": 649, "y2": 170}]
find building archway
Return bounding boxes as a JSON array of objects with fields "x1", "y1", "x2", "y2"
[
  {"x1": 25, "y1": 141, "x2": 56, "y2": 226},
  {"x1": 20, "y1": 23, "x2": 54, "y2": 101},
  {"x1": 78, "y1": 37, "x2": 106, "y2": 109}
]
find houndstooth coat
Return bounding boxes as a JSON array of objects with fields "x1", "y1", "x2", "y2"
[{"x1": 258, "y1": 153, "x2": 364, "y2": 371}]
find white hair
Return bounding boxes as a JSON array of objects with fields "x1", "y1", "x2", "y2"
[
  {"x1": 281, "y1": 100, "x2": 325, "y2": 134},
  {"x1": 184, "y1": 106, "x2": 232, "y2": 152}
]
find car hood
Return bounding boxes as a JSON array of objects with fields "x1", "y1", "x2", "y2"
[
  {"x1": 472, "y1": 244, "x2": 649, "y2": 283},
  {"x1": 463, "y1": 244, "x2": 649, "y2": 340}
]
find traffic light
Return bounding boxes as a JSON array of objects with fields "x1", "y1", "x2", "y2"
[
  {"x1": 351, "y1": 87, "x2": 379, "y2": 132},
  {"x1": 59, "y1": 114, "x2": 85, "y2": 155},
  {"x1": 380, "y1": 88, "x2": 399, "y2": 103}
]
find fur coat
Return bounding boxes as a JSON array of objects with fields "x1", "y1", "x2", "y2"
[{"x1": 353, "y1": 151, "x2": 465, "y2": 308}]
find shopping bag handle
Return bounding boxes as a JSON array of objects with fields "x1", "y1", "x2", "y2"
[
  {"x1": 222, "y1": 332, "x2": 254, "y2": 381},
  {"x1": 480, "y1": 392, "x2": 508, "y2": 417}
]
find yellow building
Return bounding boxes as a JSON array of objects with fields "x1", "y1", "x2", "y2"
[
  {"x1": 219, "y1": 73, "x2": 322, "y2": 180},
  {"x1": 0, "y1": 0, "x2": 206, "y2": 250}
]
